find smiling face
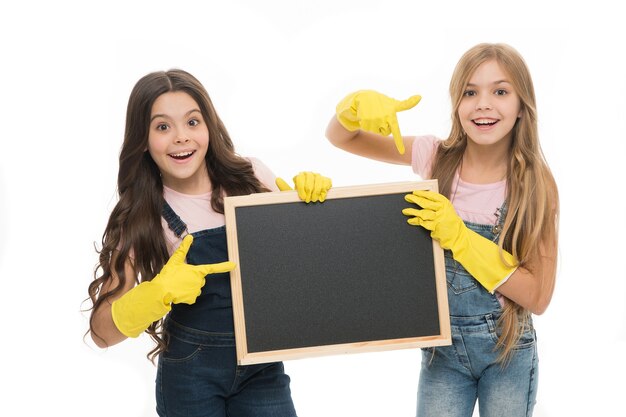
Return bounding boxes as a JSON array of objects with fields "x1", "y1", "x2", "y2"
[
  {"x1": 458, "y1": 59, "x2": 521, "y2": 149},
  {"x1": 148, "y1": 91, "x2": 210, "y2": 194}
]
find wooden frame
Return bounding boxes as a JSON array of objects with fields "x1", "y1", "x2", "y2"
[{"x1": 224, "y1": 180, "x2": 450, "y2": 365}]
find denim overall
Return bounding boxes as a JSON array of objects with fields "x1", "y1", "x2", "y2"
[
  {"x1": 155, "y1": 203, "x2": 297, "y2": 417},
  {"x1": 416, "y1": 219, "x2": 538, "y2": 417}
]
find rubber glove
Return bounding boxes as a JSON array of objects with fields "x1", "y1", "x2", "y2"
[
  {"x1": 402, "y1": 190, "x2": 517, "y2": 293},
  {"x1": 335, "y1": 90, "x2": 421, "y2": 155},
  {"x1": 111, "y1": 235, "x2": 235, "y2": 337},
  {"x1": 275, "y1": 172, "x2": 332, "y2": 203}
]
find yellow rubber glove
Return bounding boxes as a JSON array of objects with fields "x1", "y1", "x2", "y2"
[
  {"x1": 111, "y1": 235, "x2": 235, "y2": 337},
  {"x1": 335, "y1": 90, "x2": 421, "y2": 155},
  {"x1": 275, "y1": 172, "x2": 332, "y2": 203},
  {"x1": 402, "y1": 190, "x2": 517, "y2": 293}
]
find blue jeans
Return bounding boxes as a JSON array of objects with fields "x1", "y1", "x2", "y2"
[
  {"x1": 156, "y1": 319, "x2": 297, "y2": 417},
  {"x1": 416, "y1": 314, "x2": 538, "y2": 417},
  {"x1": 416, "y1": 220, "x2": 538, "y2": 417}
]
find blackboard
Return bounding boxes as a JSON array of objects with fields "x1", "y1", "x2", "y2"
[{"x1": 224, "y1": 180, "x2": 450, "y2": 365}]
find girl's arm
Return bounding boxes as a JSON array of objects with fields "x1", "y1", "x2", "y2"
[
  {"x1": 91, "y1": 236, "x2": 235, "y2": 346},
  {"x1": 404, "y1": 190, "x2": 558, "y2": 315},
  {"x1": 325, "y1": 116, "x2": 413, "y2": 166},
  {"x1": 90, "y1": 251, "x2": 135, "y2": 348},
  {"x1": 496, "y1": 238, "x2": 558, "y2": 315}
]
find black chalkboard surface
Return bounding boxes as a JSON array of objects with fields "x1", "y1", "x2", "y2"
[{"x1": 224, "y1": 181, "x2": 450, "y2": 365}]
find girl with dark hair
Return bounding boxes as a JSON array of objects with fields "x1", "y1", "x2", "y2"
[{"x1": 87, "y1": 69, "x2": 330, "y2": 416}]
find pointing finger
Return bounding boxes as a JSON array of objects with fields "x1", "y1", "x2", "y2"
[
  {"x1": 170, "y1": 235, "x2": 194, "y2": 264},
  {"x1": 395, "y1": 94, "x2": 422, "y2": 112},
  {"x1": 389, "y1": 117, "x2": 405, "y2": 155},
  {"x1": 195, "y1": 261, "x2": 236, "y2": 276}
]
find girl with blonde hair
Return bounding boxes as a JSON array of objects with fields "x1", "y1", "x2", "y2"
[{"x1": 326, "y1": 43, "x2": 558, "y2": 416}]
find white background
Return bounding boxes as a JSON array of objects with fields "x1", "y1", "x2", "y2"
[{"x1": 1, "y1": 1, "x2": 624, "y2": 416}]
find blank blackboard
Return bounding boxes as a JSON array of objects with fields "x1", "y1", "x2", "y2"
[{"x1": 224, "y1": 181, "x2": 450, "y2": 365}]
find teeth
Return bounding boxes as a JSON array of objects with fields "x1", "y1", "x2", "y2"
[
  {"x1": 474, "y1": 119, "x2": 496, "y2": 125},
  {"x1": 170, "y1": 151, "x2": 193, "y2": 157}
]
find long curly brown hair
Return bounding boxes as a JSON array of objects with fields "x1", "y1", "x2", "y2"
[{"x1": 86, "y1": 69, "x2": 269, "y2": 361}]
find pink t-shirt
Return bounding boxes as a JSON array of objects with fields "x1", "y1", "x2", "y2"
[
  {"x1": 411, "y1": 136, "x2": 510, "y2": 299},
  {"x1": 410, "y1": 135, "x2": 506, "y2": 226},
  {"x1": 161, "y1": 157, "x2": 278, "y2": 255}
]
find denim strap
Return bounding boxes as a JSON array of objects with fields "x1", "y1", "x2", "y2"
[{"x1": 162, "y1": 202, "x2": 187, "y2": 238}]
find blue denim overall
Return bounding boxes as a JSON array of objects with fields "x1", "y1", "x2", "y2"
[
  {"x1": 156, "y1": 203, "x2": 297, "y2": 417},
  {"x1": 416, "y1": 220, "x2": 538, "y2": 417}
]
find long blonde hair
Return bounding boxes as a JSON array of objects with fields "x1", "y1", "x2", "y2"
[{"x1": 431, "y1": 43, "x2": 559, "y2": 362}]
